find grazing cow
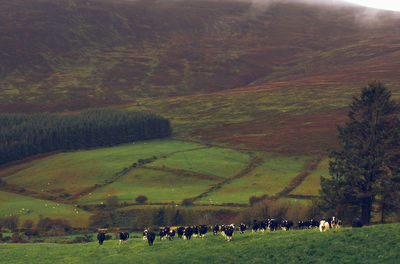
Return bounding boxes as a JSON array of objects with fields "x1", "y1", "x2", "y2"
[
  {"x1": 252, "y1": 220, "x2": 260, "y2": 232},
  {"x1": 239, "y1": 223, "x2": 246, "y2": 234},
  {"x1": 213, "y1": 224, "x2": 219, "y2": 235},
  {"x1": 298, "y1": 220, "x2": 309, "y2": 229},
  {"x1": 119, "y1": 232, "x2": 129, "y2": 244},
  {"x1": 352, "y1": 220, "x2": 363, "y2": 228},
  {"x1": 319, "y1": 220, "x2": 330, "y2": 232},
  {"x1": 146, "y1": 231, "x2": 156, "y2": 246},
  {"x1": 199, "y1": 225, "x2": 208, "y2": 238},
  {"x1": 193, "y1": 225, "x2": 199, "y2": 238},
  {"x1": 220, "y1": 225, "x2": 226, "y2": 238},
  {"x1": 184, "y1": 226, "x2": 193, "y2": 240},
  {"x1": 281, "y1": 220, "x2": 294, "y2": 231},
  {"x1": 331, "y1": 216, "x2": 343, "y2": 229},
  {"x1": 224, "y1": 225, "x2": 234, "y2": 242},
  {"x1": 177, "y1": 226, "x2": 185, "y2": 239},
  {"x1": 309, "y1": 219, "x2": 320, "y2": 229},
  {"x1": 268, "y1": 219, "x2": 280, "y2": 231},
  {"x1": 260, "y1": 220, "x2": 267, "y2": 232},
  {"x1": 143, "y1": 229, "x2": 148, "y2": 240},
  {"x1": 159, "y1": 227, "x2": 169, "y2": 240},
  {"x1": 97, "y1": 232, "x2": 106, "y2": 245},
  {"x1": 168, "y1": 229, "x2": 176, "y2": 240}
]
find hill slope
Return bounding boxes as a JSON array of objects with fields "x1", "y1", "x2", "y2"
[{"x1": 1, "y1": 0, "x2": 400, "y2": 111}]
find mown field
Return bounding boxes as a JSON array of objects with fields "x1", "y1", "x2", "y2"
[{"x1": 1, "y1": 224, "x2": 399, "y2": 264}]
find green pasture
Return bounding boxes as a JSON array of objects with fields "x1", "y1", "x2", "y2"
[
  {"x1": 78, "y1": 168, "x2": 217, "y2": 204},
  {"x1": 148, "y1": 147, "x2": 252, "y2": 179},
  {"x1": 2, "y1": 140, "x2": 205, "y2": 196},
  {"x1": 0, "y1": 191, "x2": 91, "y2": 227},
  {"x1": 196, "y1": 155, "x2": 310, "y2": 204},
  {"x1": 290, "y1": 159, "x2": 329, "y2": 196},
  {"x1": 1, "y1": 224, "x2": 399, "y2": 263}
]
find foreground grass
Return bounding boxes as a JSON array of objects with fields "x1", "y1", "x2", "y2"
[{"x1": 1, "y1": 224, "x2": 399, "y2": 264}]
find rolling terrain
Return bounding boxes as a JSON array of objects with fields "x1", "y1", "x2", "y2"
[{"x1": 1, "y1": 0, "x2": 400, "y2": 226}]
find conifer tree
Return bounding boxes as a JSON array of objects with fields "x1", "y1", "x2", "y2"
[{"x1": 321, "y1": 80, "x2": 400, "y2": 224}]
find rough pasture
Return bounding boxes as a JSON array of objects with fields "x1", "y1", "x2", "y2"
[{"x1": 1, "y1": 224, "x2": 399, "y2": 263}]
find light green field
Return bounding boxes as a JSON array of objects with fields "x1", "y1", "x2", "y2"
[
  {"x1": 197, "y1": 156, "x2": 310, "y2": 204},
  {"x1": 0, "y1": 191, "x2": 91, "y2": 227},
  {"x1": 1, "y1": 224, "x2": 399, "y2": 263},
  {"x1": 148, "y1": 147, "x2": 252, "y2": 179},
  {"x1": 2, "y1": 139, "x2": 206, "y2": 196},
  {"x1": 290, "y1": 159, "x2": 329, "y2": 196},
  {"x1": 78, "y1": 168, "x2": 217, "y2": 204}
]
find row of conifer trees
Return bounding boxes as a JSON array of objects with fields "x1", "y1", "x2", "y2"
[{"x1": 0, "y1": 109, "x2": 171, "y2": 165}]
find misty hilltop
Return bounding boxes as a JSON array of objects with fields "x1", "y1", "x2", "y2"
[{"x1": 1, "y1": 0, "x2": 400, "y2": 112}]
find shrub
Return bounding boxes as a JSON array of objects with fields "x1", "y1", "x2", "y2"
[
  {"x1": 181, "y1": 198, "x2": 194, "y2": 206},
  {"x1": 135, "y1": 195, "x2": 148, "y2": 204}
]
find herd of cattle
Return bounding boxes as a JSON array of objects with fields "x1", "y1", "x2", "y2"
[{"x1": 97, "y1": 216, "x2": 349, "y2": 246}]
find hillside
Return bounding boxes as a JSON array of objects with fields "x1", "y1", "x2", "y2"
[
  {"x1": 1, "y1": 0, "x2": 400, "y2": 112},
  {"x1": 1, "y1": 224, "x2": 400, "y2": 263}
]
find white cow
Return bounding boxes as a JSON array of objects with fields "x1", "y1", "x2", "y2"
[{"x1": 319, "y1": 220, "x2": 330, "y2": 232}]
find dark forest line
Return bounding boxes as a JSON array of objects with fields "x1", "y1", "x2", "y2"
[{"x1": 0, "y1": 109, "x2": 171, "y2": 165}]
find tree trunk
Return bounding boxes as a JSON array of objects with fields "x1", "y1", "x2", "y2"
[
  {"x1": 381, "y1": 202, "x2": 386, "y2": 224},
  {"x1": 361, "y1": 197, "x2": 373, "y2": 225}
]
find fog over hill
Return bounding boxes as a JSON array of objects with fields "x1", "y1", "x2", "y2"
[{"x1": 1, "y1": 0, "x2": 400, "y2": 112}]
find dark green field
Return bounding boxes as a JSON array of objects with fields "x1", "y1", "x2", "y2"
[{"x1": 1, "y1": 224, "x2": 399, "y2": 263}]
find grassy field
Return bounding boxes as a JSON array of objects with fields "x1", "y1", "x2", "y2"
[
  {"x1": 2, "y1": 140, "x2": 206, "y2": 197},
  {"x1": 0, "y1": 191, "x2": 90, "y2": 227},
  {"x1": 196, "y1": 155, "x2": 310, "y2": 204},
  {"x1": 1, "y1": 224, "x2": 399, "y2": 263},
  {"x1": 148, "y1": 147, "x2": 252, "y2": 179},
  {"x1": 78, "y1": 168, "x2": 217, "y2": 204},
  {"x1": 0, "y1": 138, "x2": 331, "y2": 223},
  {"x1": 290, "y1": 159, "x2": 329, "y2": 196}
]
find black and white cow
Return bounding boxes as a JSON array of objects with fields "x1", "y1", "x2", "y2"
[
  {"x1": 199, "y1": 225, "x2": 208, "y2": 238},
  {"x1": 142, "y1": 229, "x2": 148, "y2": 240},
  {"x1": 177, "y1": 226, "x2": 185, "y2": 239},
  {"x1": 192, "y1": 225, "x2": 199, "y2": 238},
  {"x1": 298, "y1": 220, "x2": 309, "y2": 229},
  {"x1": 213, "y1": 224, "x2": 219, "y2": 235},
  {"x1": 119, "y1": 232, "x2": 129, "y2": 244},
  {"x1": 281, "y1": 220, "x2": 294, "y2": 231},
  {"x1": 310, "y1": 219, "x2": 320, "y2": 229},
  {"x1": 268, "y1": 219, "x2": 280, "y2": 231},
  {"x1": 252, "y1": 220, "x2": 260, "y2": 232},
  {"x1": 159, "y1": 227, "x2": 169, "y2": 240},
  {"x1": 168, "y1": 229, "x2": 176, "y2": 240},
  {"x1": 97, "y1": 232, "x2": 106, "y2": 245},
  {"x1": 260, "y1": 220, "x2": 268, "y2": 232},
  {"x1": 224, "y1": 224, "x2": 234, "y2": 242},
  {"x1": 220, "y1": 225, "x2": 226, "y2": 238},
  {"x1": 146, "y1": 231, "x2": 156, "y2": 246},
  {"x1": 239, "y1": 223, "x2": 246, "y2": 234},
  {"x1": 331, "y1": 216, "x2": 343, "y2": 229},
  {"x1": 184, "y1": 226, "x2": 193, "y2": 240}
]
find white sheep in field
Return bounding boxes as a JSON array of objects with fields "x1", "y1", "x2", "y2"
[{"x1": 319, "y1": 220, "x2": 330, "y2": 232}]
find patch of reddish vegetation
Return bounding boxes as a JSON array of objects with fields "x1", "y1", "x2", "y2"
[{"x1": 195, "y1": 108, "x2": 348, "y2": 155}]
